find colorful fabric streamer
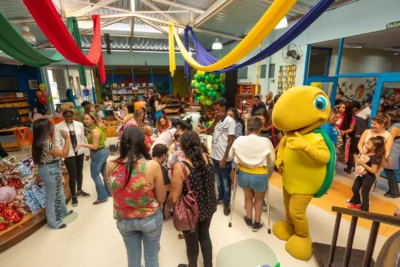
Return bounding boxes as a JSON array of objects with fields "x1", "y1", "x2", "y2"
[
  {"x1": 23, "y1": 0, "x2": 106, "y2": 84},
  {"x1": 169, "y1": 0, "x2": 297, "y2": 73},
  {"x1": 188, "y1": 0, "x2": 335, "y2": 73},
  {"x1": 69, "y1": 17, "x2": 88, "y2": 86},
  {"x1": 0, "y1": 11, "x2": 64, "y2": 67}
]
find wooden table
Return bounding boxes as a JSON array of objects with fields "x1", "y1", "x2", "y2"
[{"x1": 0, "y1": 127, "x2": 28, "y2": 152}]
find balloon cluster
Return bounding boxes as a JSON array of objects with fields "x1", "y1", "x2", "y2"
[
  {"x1": 35, "y1": 83, "x2": 52, "y2": 105},
  {"x1": 191, "y1": 71, "x2": 226, "y2": 106}
]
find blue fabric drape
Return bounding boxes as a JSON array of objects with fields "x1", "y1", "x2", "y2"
[
  {"x1": 188, "y1": 0, "x2": 335, "y2": 73},
  {"x1": 184, "y1": 28, "x2": 191, "y2": 86}
]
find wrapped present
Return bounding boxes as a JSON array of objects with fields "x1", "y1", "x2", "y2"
[
  {"x1": 0, "y1": 222, "x2": 8, "y2": 231},
  {"x1": 23, "y1": 179, "x2": 43, "y2": 213},
  {"x1": 32, "y1": 182, "x2": 45, "y2": 208},
  {"x1": 2, "y1": 207, "x2": 22, "y2": 223}
]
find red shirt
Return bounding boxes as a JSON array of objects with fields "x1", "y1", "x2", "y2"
[{"x1": 144, "y1": 135, "x2": 153, "y2": 152}]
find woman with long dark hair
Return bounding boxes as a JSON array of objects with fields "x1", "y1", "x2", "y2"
[
  {"x1": 254, "y1": 108, "x2": 283, "y2": 148},
  {"x1": 75, "y1": 112, "x2": 111, "y2": 205},
  {"x1": 103, "y1": 95, "x2": 114, "y2": 120},
  {"x1": 105, "y1": 126, "x2": 166, "y2": 267},
  {"x1": 227, "y1": 107, "x2": 245, "y2": 137},
  {"x1": 32, "y1": 119, "x2": 72, "y2": 229},
  {"x1": 54, "y1": 108, "x2": 90, "y2": 207},
  {"x1": 166, "y1": 131, "x2": 217, "y2": 267},
  {"x1": 154, "y1": 93, "x2": 166, "y2": 121},
  {"x1": 336, "y1": 101, "x2": 355, "y2": 162}
]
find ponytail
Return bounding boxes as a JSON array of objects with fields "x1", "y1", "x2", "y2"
[{"x1": 180, "y1": 131, "x2": 206, "y2": 169}]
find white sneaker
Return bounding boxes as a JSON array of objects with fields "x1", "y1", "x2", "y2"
[{"x1": 346, "y1": 199, "x2": 351, "y2": 203}]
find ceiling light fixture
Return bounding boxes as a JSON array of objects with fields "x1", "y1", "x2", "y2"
[
  {"x1": 22, "y1": 25, "x2": 36, "y2": 45},
  {"x1": 344, "y1": 43, "x2": 364, "y2": 49},
  {"x1": 275, "y1": 17, "x2": 288, "y2": 30},
  {"x1": 212, "y1": 37, "x2": 222, "y2": 50},
  {"x1": 189, "y1": 50, "x2": 193, "y2": 56},
  {"x1": 385, "y1": 47, "x2": 400, "y2": 52}
]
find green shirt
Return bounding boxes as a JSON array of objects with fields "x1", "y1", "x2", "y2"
[{"x1": 88, "y1": 125, "x2": 106, "y2": 149}]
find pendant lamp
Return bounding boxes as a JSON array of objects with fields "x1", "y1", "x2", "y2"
[
  {"x1": 212, "y1": 37, "x2": 222, "y2": 50},
  {"x1": 275, "y1": 17, "x2": 288, "y2": 29}
]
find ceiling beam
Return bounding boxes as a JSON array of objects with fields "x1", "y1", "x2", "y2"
[
  {"x1": 139, "y1": 0, "x2": 180, "y2": 24},
  {"x1": 130, "y1": 18, "x2": 135, "y2": 52},
  {"x1": 83, "y1": 32, "x2": 169, "y2": 39},
  {"x1": 68, "y1": 0, "x2": 118, "y2": 17},
  {"x1": 151, "y1": 0, "x2": 204, "y2": 14},
  {"x1": 59, "y1": 0, "x2": 66, "y2": 17},
  {"x1": 137, "y1": 17, "x2": 168, "y2": 36},
  {"x1": 68, "y1": 0, "x2": 132, "y2": 14},
  {"x1": 263, "y1": 0, "x2": 309, "y2": 14},
  {"x1": 194, "y1": 0, "x2": 233, "y2": 28},
  {"x1": 35, "y1": 17, "x2": 127, "y2": 49}
]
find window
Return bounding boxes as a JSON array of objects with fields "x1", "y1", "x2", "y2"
[
  {"x1": 238, "y1": 67, "x2": 248, "y2": 79},
  {"x1": 268, "y1": 64, "x2": 275, "y2": 78},
  {"x1": 308, "y1": 48, "x2": 331, "y2": 76},
  {"x1": 260, "y1": 64, "x2": 266, "y2": 78}
]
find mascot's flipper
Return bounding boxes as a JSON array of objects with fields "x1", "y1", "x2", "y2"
[
  {"x1": 273, "y1": 221, "x2": 294, "y2": 241},
  {"x1": 286, "y1": 235, "x2": 312, "y2": 260}
]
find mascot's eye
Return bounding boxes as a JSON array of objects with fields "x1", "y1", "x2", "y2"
[{"x1": 314, "y1": 96, "x2": 328, "y2": 111}]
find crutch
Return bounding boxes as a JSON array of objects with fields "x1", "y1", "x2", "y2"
[
  {"x1": 228, "y1": 170, "x2": 239, "y2": 228},
  {"x1": 265, "y1": 177, "x2": 271, "y2": 234}
]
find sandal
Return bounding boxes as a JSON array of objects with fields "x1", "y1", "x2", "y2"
[
  {"x1": 93, "y1": 199, "x2": 108, "y2": 205},
  {"x1": 348, "y1": 203, "x2": 361, "y2": 210}
]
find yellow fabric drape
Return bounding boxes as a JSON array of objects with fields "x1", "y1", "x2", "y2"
[
  {"x1": 169, "y1": 0, "x2": 297, "y2": 72},
  {"x1": 168, "y1": 23, "x2": 176, "y2": 77}
]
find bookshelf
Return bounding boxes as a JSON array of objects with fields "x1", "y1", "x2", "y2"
[
  {"x1": 110, "y1": 84, "x2": 155, "y2": 106},
  {"x1": 0, "y1": 92, "x2": 30, "y2": 124}
]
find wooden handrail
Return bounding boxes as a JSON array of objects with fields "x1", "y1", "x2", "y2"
[{"x1": 332, "y1": 206, "x2": 400, "y2": 227}]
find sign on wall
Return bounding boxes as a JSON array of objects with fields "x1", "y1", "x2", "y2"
[{"x1": 277, "y1": 65, "x2": 296, "y2": 94}]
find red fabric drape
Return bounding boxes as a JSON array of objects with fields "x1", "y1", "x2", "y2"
[{"x1": 23, "y1": 0, "x2": 106, "y2": 84}]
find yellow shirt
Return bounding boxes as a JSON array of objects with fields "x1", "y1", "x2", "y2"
[
  {"x1": 238, "y1": 164, "x2": 267, "y2": 174},
  {"x1": 281, "y1": 133, "x2": 329, "y2": 195}
]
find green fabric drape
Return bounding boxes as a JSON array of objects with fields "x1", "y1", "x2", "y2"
[
  {"x1": 69, "y1": 17, "x2": 87, "y2": 86},
  {"x1": 0, "y1": 11, "x2": 65, "y2": 66}
]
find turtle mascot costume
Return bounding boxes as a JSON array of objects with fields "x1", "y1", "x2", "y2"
[{"x1": 272, "y1": 86, "x2": 335, "y2": 260}]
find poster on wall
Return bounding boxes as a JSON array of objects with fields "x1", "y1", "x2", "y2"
[
  {"x1": 337, "y1": 78, "x2": 376, "y2": 103},
  {"x1": 28, "y1": 80, "x2": 38, "y2": 90},
  {"x1": 277, "y1": 65, "x2": 296, "y2": 94}
]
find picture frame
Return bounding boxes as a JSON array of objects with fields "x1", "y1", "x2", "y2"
[{"x1": 28, "y1": 80, "x2": 38, "y2": 90}]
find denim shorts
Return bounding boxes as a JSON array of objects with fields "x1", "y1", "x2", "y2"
[{"x1": 238, "y1": 170, "x2": 268, "y2": 192}]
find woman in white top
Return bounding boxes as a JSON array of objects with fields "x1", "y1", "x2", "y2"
[
  {"x1": 358, "y1": 114, "x2": 393, "y2": 160},
  {"x1": 54, "y1": 108, "x2": 91, "y2": 207},
  {"x1": 229, "y1": 117, "x2": 275, "y2": 232}
]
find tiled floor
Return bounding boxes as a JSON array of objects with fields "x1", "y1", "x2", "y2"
[{"x1": 1, "y1": 138, "x2": 398, "y2": 267}]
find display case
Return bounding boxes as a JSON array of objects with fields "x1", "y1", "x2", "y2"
[
  {"x1": 161, "y1": 95, "x2": 181, "y2": 115},
  {"x1": 235, "y1": 94, "x2": 253, "y2": 116},
  {"x1": 237, "y1": 83, "x2": 256, "y2": 95},
  {"x1": 0, "y1": 92, "x2": 30, "y2": 124}
]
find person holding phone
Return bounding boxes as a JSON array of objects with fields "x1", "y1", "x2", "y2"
[{"x1": 32, "y1": 119, "x2": 73, "y2": 230}]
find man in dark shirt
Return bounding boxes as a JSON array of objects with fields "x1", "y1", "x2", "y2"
[
  {"x1": 148, "y1": 92, "x2": 156, "y2": 126},
  {"x1": 344, "y1": 101, "x2": 369, "y2": 173},
  {"x1": 251, "y1": 95, "x2": 266, "y2": 116}
]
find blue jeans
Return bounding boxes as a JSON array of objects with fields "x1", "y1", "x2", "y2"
[
  {"x1": 238, "y1": 170, "x2": 268, "y2": 193},
  {"x1": 213, "y1": 159, "x2": 232, "y2": 203},
  {"x1": 117, "y1": 209, "x2": 163, "y2": 267},
  {"x1": 38, "y1": 161, "x2": 70, "y2": 229},
  {"x1": 90, "y1": 148, "x2": 111, "y2": 201}
]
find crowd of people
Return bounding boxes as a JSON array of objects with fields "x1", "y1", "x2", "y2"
[{"x1": 29, "y1": 89, "x2": 400, "y2": 267}]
